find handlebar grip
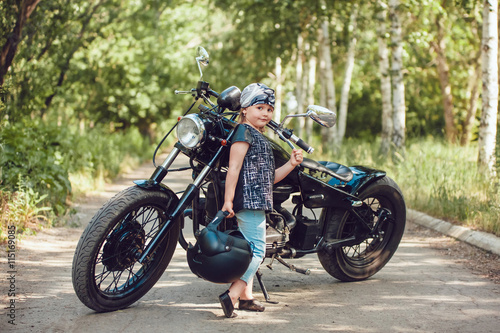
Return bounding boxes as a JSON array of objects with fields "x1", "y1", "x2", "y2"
[
  {"x1": 208, "y1": 89, "x2": 220, "y2": 98},
  {"x1": 295, "y1": 138, "x2": 314, "y2": 154}
]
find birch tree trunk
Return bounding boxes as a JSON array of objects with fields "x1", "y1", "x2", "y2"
[
  {"x1": 306, "y1": 52, "x2": 317, "y2": 141},
  {"x1": 318, "y1": 19, "x2": 338, "y2": 151},
  {"x1": 296, "y1": 33, "x2": 306, "y2": 138},
  {"x1": 460, "y1": 18, "x2": 482, "y2": 146},
  {"x1": 461, "y1": 61, "x2": 481, "y2": 146},
  {"x1": 477, "y1": 0, "x2": 498, "y2": 176},
  {"x1": 376, "y1": 0, "x2": 393, "y2": 157},
  {"x1": 433, "y1": 9, "x2": 456, "y2": 143},
  {"x1": 318, "y1": 44, "x2": 327, "y2": 155},
  {"x1": 389, "y1": 0, "x2": 406, "y2": 161},
  {"x1": 274, "y1": 56, "x2": 283, "y2": 124},
  {"x1": 337, "y1": 3, "x2": 359, "y2": 147}
]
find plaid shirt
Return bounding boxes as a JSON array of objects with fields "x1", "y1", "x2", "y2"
[{"x1": 233, "y1": 124, "x2": 275, "y2": 212}]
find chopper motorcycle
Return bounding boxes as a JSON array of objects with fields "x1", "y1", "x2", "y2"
[{"x1": 72, "y1": 47, "x2": 406, "y2": 312}]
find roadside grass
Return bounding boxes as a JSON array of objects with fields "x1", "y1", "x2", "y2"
[
  {"x1": 325, "y1": 138, "x2": 500, "y2": 237},
  {"x1": 0, "y1": 185, "x2": 53, "y2": 243}
]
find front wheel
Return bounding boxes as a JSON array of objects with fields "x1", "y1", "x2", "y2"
[
  {"x1": 318, "y1": 176, "x2": 406, "y2": 281},
  {"x1": 72, "y1": 186, "x2": 180, "y2": 312}
]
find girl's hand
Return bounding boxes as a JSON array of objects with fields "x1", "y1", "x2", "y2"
[
  {"x1": 290, "y1": 149, "x2": 303, "y2": 167},
  {"x1": 275, "y1": 149, "x2": 303, "y2": 184},
  {"x1": 221, "y1": 201, "x2": 234, "y2": 218}
]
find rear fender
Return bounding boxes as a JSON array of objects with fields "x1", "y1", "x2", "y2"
[{"x1": 319, "y1": 166, "x2": 386, "y2": 236}]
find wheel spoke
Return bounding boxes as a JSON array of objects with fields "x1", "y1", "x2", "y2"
[
  {"x1": 103, "y1": 270, "x2": 123, "y2": 293},
  {"x1": 134, "y1": 207, "x2": 162, "y2": 240},
  {"x1": 342, "y1": 197, "x2": 387, "y2": 261},
  {"x1": 141, "y1": 208, "x2": 155, "y2": 227},
  {"x1": 92, "y1": 204, "x2": 168, "y2": 296},
  {"x1": 95, "y1": 266, "x2": 112, "y2": 288},
  {"x1": 123, "y1": 266, "x2": 136, "y2": 289}
]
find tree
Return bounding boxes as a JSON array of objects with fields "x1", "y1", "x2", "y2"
[
  {"x1": 477, "y1": 0, "x2": 498, "y2": 176},
  {"x1": 389, "y1": 0, "x2": 406, "y2": 161},
  {"x1": 41, "y1": 0, "x2": 109, "y2": 117},
  {"x1": 376, "y1": 0, "x2": 393, "y2": 156},
  {"x1": 461, "y1": 52, "x2": 481, "y2": 146},
  {"x1": 0, "y1": 0, "x2": 42, "y2": 86},
  {"x1": 318, "y1": 16, "x2": 337, "y2": 151},
  {"x1": 336, "y1": 3, "x2": 359, "y2": 146},
  {"x1": 431, "y1": 1, "x2": 457, "y2": 143},
  {"x1": 295, "y1": 32, "x2": 307, "y2": 138}
]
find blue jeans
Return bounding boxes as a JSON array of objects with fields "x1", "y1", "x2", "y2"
[{"x1": 236, "y1": 209, "x2": 266, "y2": 284}]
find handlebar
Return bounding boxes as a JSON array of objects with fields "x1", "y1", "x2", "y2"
[
  {"x1": 174, "y1": 89, "x2": 196, "y2": 95},
  {"x1": 208, "y1": 89, "x2": 219, "y2": 98},
  {"x1": 179, "y1": 87, "x2": 314, "y2": 154},
  {"x1": 291, "y1": 135, "x2": 314, "y2": 154},
  {"x1": 267, "y1": 120, "x2": 314, "y2": 154},
  {"x1": 175, "y1": 80, "x2": 219, "y2": 97}
]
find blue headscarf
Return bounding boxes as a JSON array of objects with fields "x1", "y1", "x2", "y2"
[{"x1": 240, "y1": 83, "x2": 275, "y2": 109}]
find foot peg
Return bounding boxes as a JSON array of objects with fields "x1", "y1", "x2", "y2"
[{"x1": 275, "y1": 256, "x2": 310, "y2": 275}]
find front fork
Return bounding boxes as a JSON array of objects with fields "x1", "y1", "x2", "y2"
[{"x1": 135, "y1": 145, "x2": 225, "y2": 264}]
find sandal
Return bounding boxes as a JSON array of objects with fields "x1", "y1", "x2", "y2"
[
  {"x1": 219, "y1": 290, "x2": 237, "y2": 318},
  {"x1": 238, "y1": 299, "x2": 265, "y2": 312}
]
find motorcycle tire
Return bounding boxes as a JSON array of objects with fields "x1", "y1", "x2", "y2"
[
  {"x1": 72, "y1": 186, "x2": 180, "y2": 312},
  {"x1": 318, "y1": 176, "x2": 406, "y2": 282}
]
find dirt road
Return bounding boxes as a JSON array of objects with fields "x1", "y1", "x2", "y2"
[{"x1": 2, "y1": 155, "x2": 499, "y2": 333}]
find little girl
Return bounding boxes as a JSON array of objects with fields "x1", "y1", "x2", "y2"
[{"x1": 219, "y1": 83, "x2": 303, "y2": 318}]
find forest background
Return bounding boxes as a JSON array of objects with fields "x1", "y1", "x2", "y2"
[{"x1": 0, "y1": 0, "x2": 499, "y2": 243}]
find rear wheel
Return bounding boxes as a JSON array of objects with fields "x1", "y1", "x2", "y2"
[
  {"x1": 72, "y1": 186, "x2": 180, "y2": 312},
  {"x1": 318, "y1": 176, "x2": 406, "y2": 281}
]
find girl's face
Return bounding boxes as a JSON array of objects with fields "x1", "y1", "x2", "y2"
[{"x1": 242, "y1": 104, "x2": 274, "y2": 131}]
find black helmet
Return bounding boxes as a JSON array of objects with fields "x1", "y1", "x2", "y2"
[{"x1": 187, "y1": 211, "x2": 252, "y2": 284}]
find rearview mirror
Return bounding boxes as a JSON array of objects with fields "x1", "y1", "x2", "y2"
[
  {"x1": 196, "y1": 46, "x2": 210, "y2": 79},
  {"x1": 306, "y1": 105, "x2": 336, "y2": 128},
  {"x1": 196, "y1": 47, "x2": 209, "y2": 66},
  {"x1": 279, "y1": 105, "x2": 337, "y2": 128}
]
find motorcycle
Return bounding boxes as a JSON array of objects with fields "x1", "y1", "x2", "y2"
[{"x1": 72, "y1": 47, "x2": 406, "y2": 312}]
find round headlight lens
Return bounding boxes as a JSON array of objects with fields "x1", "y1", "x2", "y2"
[{"x1": 176, "y1": 114, "x2": 206, "y2": 149}]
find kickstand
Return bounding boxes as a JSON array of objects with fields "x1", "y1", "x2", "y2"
[{"x1": 256, "y1": 269, "x2": 279, "y2": 304}]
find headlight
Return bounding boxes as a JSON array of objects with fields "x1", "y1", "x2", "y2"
[{"x1": 176, "y1": 114, "x2": 206, "y2": 149}]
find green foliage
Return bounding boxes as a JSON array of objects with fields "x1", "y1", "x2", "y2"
[
  {"x1": 2, "y1": 0, "x2": 486, "y2": 143},
  {"x1": 0, "y1": 119, "x2": 155, "y2": 239},
  {"x1": 67, "y1": 124, "x2": 153, "y2": 180},
  {"x1": 0, "y1": 185, "x2": 52, "y2": 244},
  {"x1": 0, "y1": 121, "x2": 72, "y2": 209}
]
